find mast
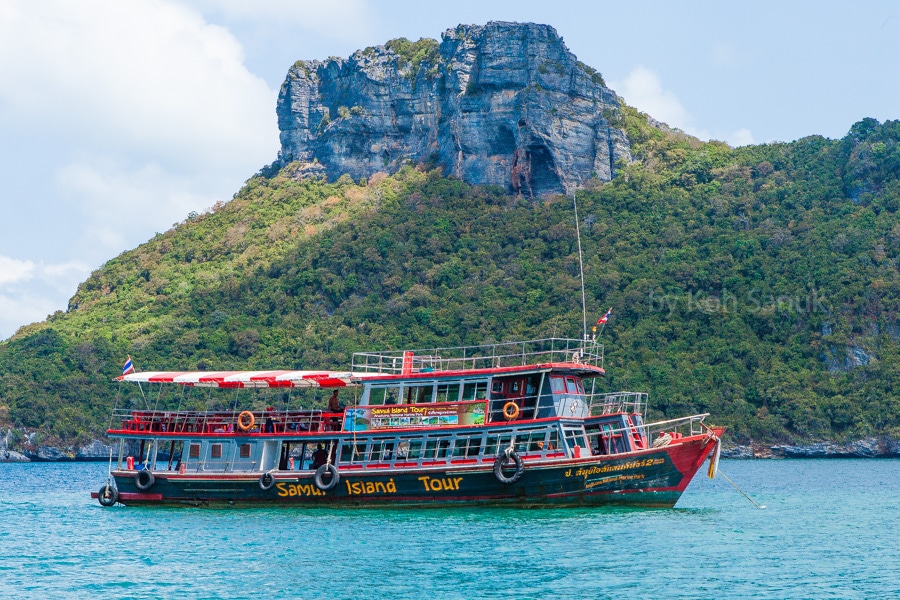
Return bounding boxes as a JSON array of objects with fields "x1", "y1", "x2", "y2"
[{"x1": 572, "y1": 191, "x2": 588, "y2": 340}]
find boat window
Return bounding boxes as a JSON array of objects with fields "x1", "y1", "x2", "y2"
[
  {"x1": 210, "y1": 444, "x2": 222, "y2": 459},
  {"x1": 370, "y1": 438, "x2": 396, "y2": 463},
  {"x1": 563, "y1": 426, "x2": 590, "y2": 454},
  {"x1": 340, "y1": 441, "x2": 367, "y2": 463},
  {"x1": 405, "y1": 384, "x2": 435, "y2": 404},
  {"x1": 522, "y1": 430, "x2": 550, "y2": 452},
  {"x1": 484, "y1": 432, "x2": 514, "y2": 456},
  {"x1": 462, "y1": 381, "x2": 488, "y2": 400},
  {"x1": 435, "y1": 383, "x2": 461, "y2": 403},
  {"x1": 424, "y1": 437, "x2": 451, "y2": 459},
  {"x1": 405, "y1": 439, "x2": 424, "y2": 460},
  {"x1": 548, "y1": 429, "x2": 560, "y2": 451},
  {"x1": 550, "y1": 376, "x2": 566, "y2": 393},
  {"x1": 188, "y1": 443, "x2": 201, "y2": 459},
  {"x1": 491, "y1": 380, "x2": 503, "y2": 394},
  {"x1": 451, "y1": 435, "x2": 484, "y2": 457},
  {"x1": 368, "y1": 386, "x2": 401, "y2": 406},
  {"x1": 565, "y1": 377, "x2": 583, "y2": 394},
  {"x1": 239, "y1": 444, "x2": 251, "y2": 458}
]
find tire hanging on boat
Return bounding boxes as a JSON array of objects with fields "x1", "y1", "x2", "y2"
[
  {"x1": 135, "y1": 468, "x2": 155, "y2": 491},
  {"x1": 98, "y1": 483, "x2": 118, "y2": 506},
  {"x1": 493, "y1": 448, "x2": 524, "y2": 484},
  {"x1": 259, "y1": 471, "x2": 276, "y2": 491},
  {"x1": 314, "y1": 463, "x2": 340, "y2": 491}
]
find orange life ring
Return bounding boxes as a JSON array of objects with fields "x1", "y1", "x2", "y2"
[
  {"x1": 237, "y1": 410, "x2": 255, "y2": 431},
  {"x1": 502, "y1": 401, "x2": 520, "y2": 420}
]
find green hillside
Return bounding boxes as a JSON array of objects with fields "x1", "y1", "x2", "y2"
[{"x1": 3, "y1": 110, "x2": 900, "y2": 448}]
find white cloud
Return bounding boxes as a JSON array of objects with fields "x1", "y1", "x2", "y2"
[
  {"x1": 0, "y1": 256, "x2": 91, "y2": 339},
  {"x1": 0, "y1": 255, "x2": 35, "y2": 286},
  {"x1": 0, "y1": 0, "x2": 282, "y2": 339},
  {"x1": 729, "y1": 128, "x2": 755, "y2": 147},
  {"x1": 611, "y1": 65, "x2": 755, "y2": 148},
  {"x1": 0, "y1": 0, "x2": 277, "y2": 170},
  {"x1": 611, "y1": 65, "x2": 691, "y2": 131}
]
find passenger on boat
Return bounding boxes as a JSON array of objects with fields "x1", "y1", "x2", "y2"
[
  {"x1": 310, "y1": 444, "x2": 328, "y2": 469},
  {"x1": 384, "y1": 392, "x2": 397, "y2": 405},
  {"x1": 327, "y1": 390, "x2": 345, "y2": 412}
]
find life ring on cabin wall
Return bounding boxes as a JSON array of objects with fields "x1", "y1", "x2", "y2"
[
  {"x1": 314, "y1": 464, "x2": 340, "y2": 491},
  {"x1": 502, "y1": 402, "x2": 520, "y2": 420},
  {"x1": 135, "y1": 468, "x2": 155, "y2": 491},
  {"x1": 237, "y1": 411, "x2": 255, "y2": 432},
  {"x1": 98, "y1": 483, "x2": 118, "y2": 507},
  {"x1": 493, "y1": 448, "x2": 525, "y2": 484},
  {"x1": 259, "y1": 471, "x2": 276, "y2": 491}
]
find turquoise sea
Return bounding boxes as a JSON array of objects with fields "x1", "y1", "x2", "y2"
[{"x1": 1, "y1": 459, "x2": 898, "y2": 599}]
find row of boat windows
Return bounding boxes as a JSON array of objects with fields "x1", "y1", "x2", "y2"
[
  {"x1": 170, "y1": 427, "x2": 595, "y2": 464},
  {"x1": 336, "y1": 427, "x2": 562, "y2": 463},
  {"x1": 366, "y1": 381, "x2": 489, "y2": 405},
  {"x1": 363, "y1": 375, "x2": 585, "y2": 407}
]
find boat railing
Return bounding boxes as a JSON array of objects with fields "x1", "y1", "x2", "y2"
[
  {"x1": 588, "y1": 391, "x2": 648, "y2": 416},
  {"x1": 109, "y1": 408, "x2": 331, "y2": 435},
  {"x1": 583, "y1": 412, "x2": 710, "y2": 455},
  {"x1": 644, "y1": 414, "x2": 710, "y2": 444},
  {"x1": 351, "y1": 338, "x2": 603, "y2": 374}
]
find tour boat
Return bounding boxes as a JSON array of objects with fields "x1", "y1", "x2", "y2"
[{"x1": 94, "y1": 338, "x2": 723, "y2": 507}]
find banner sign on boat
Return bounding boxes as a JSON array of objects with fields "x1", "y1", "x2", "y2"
[{"x1": 343, "y1": 401, "x2": 486, "y2": 431}]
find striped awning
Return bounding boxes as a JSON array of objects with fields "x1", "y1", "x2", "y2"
[{"x1": 116, "y1": 370, "x2": 384, "y2": 388}]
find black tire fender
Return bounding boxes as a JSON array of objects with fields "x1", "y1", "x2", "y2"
[
  {"x1": 135, "y1": 468, "x2": 155, "y2": 491},
  {"x1": 493, "y1": 449, "x2": 525, "y2": 485},
  {"x1": 314, "y1": 463, "x2": 340, "y2": 491},
  {"x1": 259, "y1": 471, "x2": 276, "y2": 491},
  {"x1": 98, "y1": 483, "x2": 118, "y2": 507}
]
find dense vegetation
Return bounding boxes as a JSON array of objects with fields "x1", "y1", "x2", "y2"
[{"x1": 3, "y1": 110, "x2": 900, "y2": 449}]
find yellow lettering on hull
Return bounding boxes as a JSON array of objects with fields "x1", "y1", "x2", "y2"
[
  {"x1": 276, "y1": 482, "x2": 326, "y2": 497},
  {"x1": 417, "y1": 476, "x2": 464, "y2": 492},
  {"x1": 344, "y1": 479, "x2": 397, "y2": 496}
]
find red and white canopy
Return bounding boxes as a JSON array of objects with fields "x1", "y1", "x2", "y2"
[{"x1": 117, "y1": 370, "x2": 385, "y2": 389}]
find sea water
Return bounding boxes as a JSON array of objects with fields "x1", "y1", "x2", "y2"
[{"x1": 0, "y1": 459, "x2": 897, "y2": 599}]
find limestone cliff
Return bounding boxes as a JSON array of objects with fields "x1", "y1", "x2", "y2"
[{"x1": 276, "y1": 22, "x2": 631, "y2": 196}]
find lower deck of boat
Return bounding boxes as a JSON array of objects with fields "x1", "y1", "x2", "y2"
[{"x1": 97, "y1": 432, "x2": 718, "y2": 508}]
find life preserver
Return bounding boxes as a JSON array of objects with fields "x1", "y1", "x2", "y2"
[
  {"x1": 135, "y1": 468, "x2": 155, "y2": 491},
  {"x1": 493, "y1": 448, "x2": 524, "y2": 484},
  {"x1": 259, "y1": 471, "x2": 276, "y2": 491},
  {"x1": 502, "y1": 401, "x2": 520, "y2": 420},
  {"x1": 314, "y1": 463, "x2": 340, "y2": 491},
  {"x1": 237, "y1": 411, "x2": 255, "y2": 432},
  {"x1": 98, "y1": 483, "x2": 118, "y2": 507}
]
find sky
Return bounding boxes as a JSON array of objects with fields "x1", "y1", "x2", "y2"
[{"x1": 1, "y1": 0, "x2": 899, "y2": 340}]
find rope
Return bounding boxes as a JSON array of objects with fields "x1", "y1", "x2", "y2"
[
  {"x1": 717, "y1": 469, "x2": 766, "y2": 509},
  {"x1": 106, "y1": 445, "x2": 114, "y2": 485}
]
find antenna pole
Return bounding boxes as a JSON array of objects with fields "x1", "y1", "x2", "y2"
[{"x1": 572, "y1": 191, "x2": 587, "y2": 339}]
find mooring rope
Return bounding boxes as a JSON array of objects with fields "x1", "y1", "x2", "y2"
[{"x1": 718, "y1": 469, "x2": 766, "y2": 510}]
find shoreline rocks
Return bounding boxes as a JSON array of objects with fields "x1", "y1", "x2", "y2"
[{"x1": 721, "y1": 437, "x2": 900, "y2": 459}]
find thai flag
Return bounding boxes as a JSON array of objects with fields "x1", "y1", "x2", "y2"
[
  {"x1": 122, "y1": 356, "x2": 135, "y2": 376},
  {"x1": 597, "y1": 308, "x2": 612, "y2": 325}
]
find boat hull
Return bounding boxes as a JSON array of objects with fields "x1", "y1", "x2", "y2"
[{"x1": 97, "y1": 434, "x2": 718, "y2": 508}]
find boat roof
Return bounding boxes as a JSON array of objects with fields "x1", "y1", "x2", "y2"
[
  {"x1": 116, "y1": 370, "x2": 381, "y2": 388},
  {"x1": 116, "y1": 362, "x2": 604, "y2": 389}
]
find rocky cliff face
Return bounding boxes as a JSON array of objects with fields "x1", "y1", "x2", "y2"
[{"x1": 276, "y1": 22, "x2": 631, "y2": 196}]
